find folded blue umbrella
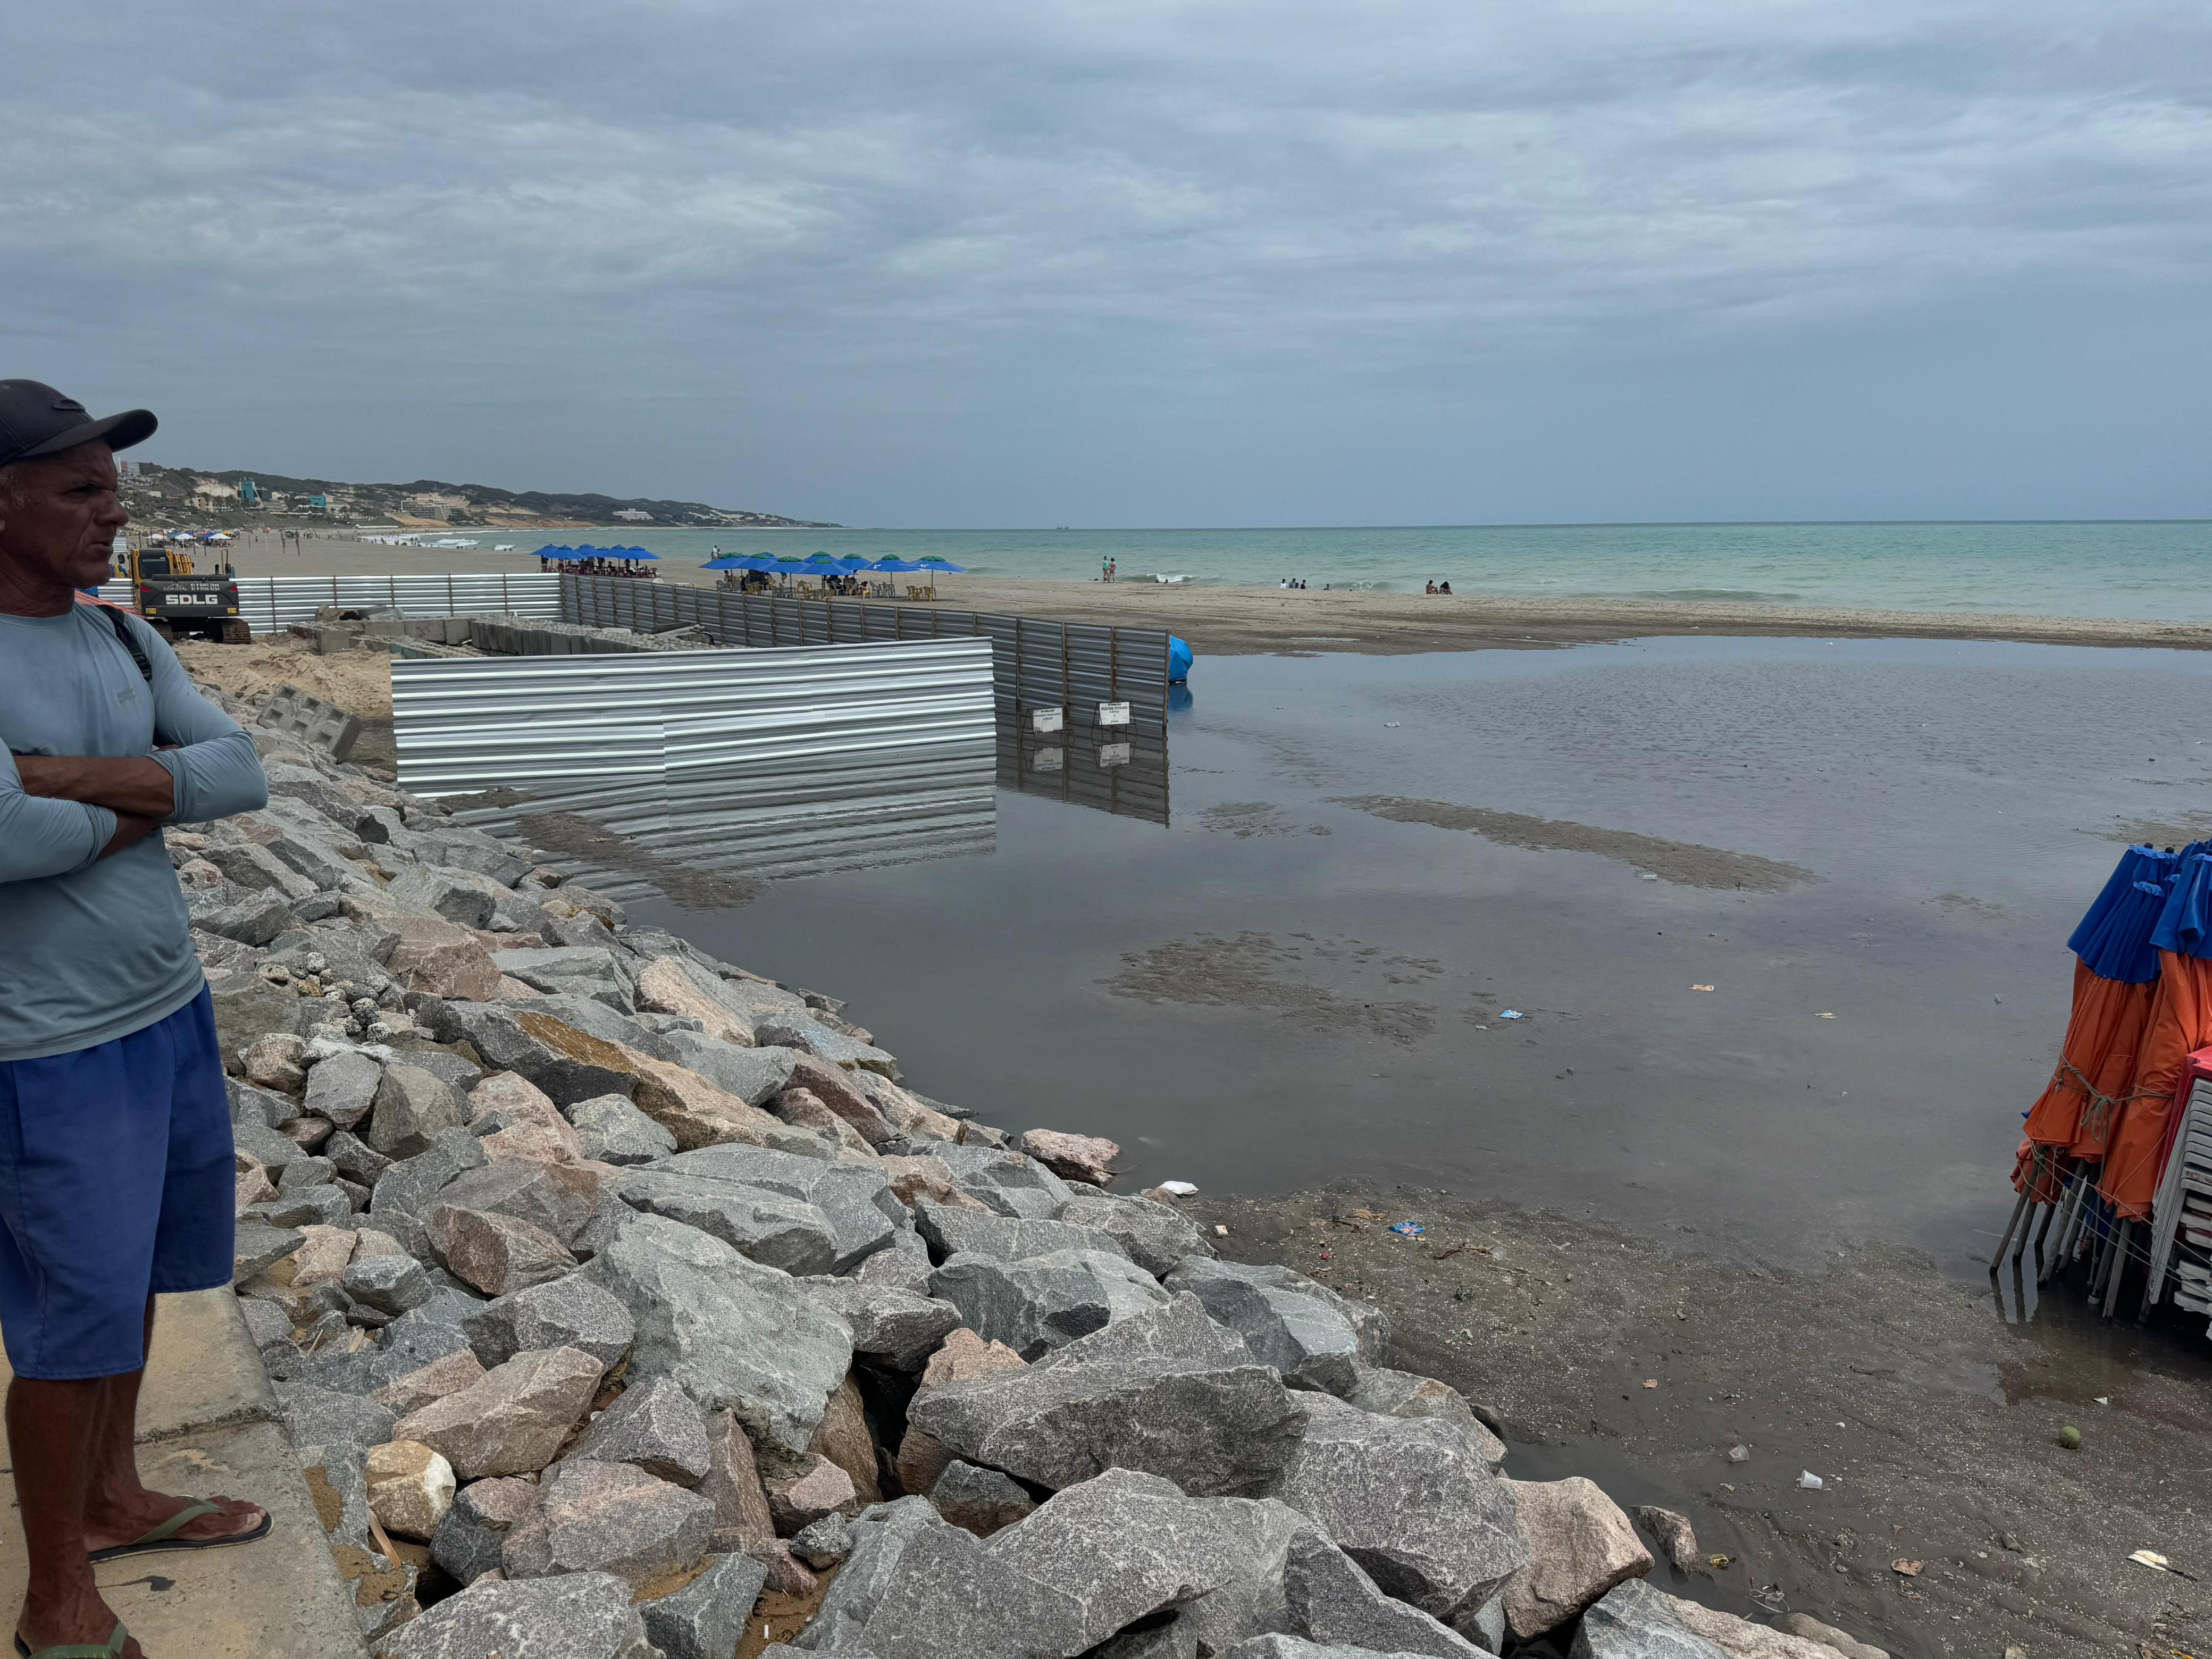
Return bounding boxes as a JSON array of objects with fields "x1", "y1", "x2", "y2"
[
  {"x1": 2070, "y1": 847, "x2": 2176, "y2": 956},
  {"x1": 2152, "y1": 850, "x2": 2212, "y2": 960}
]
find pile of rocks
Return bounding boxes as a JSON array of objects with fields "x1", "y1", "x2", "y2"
[{"x1": 191, "y1": 690, "x2": 1886, "y2": 1659}]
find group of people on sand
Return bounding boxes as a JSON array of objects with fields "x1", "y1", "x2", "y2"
[
  {"x1": 1425, "y1": 580, "x2": 1453, "y2": 594},
  {"x1": 1279, "y1": 576, "x2": 1309, "y2": 589},
  {"x1": 1100, "y1": 556, "x2": 1118, "y2": 583},
  {"x1": 537, "y1": 555, "x2": 658, "y2": 578}
]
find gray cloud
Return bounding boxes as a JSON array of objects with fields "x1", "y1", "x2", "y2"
[{"x1": 4, "y1": 1, "x2": 2207, "y2": 522}]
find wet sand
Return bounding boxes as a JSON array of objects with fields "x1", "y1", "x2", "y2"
[{"x1": 1192, "y1": 1187, "x2": 2212, "y2": 1659}]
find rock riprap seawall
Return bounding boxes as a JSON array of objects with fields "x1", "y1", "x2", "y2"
[{"x1": 190, "y1": 683, "x2": 1887, "y2": 1659}]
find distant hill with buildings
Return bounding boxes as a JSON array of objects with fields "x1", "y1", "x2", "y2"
[{"x1": 116, "y1": 461, "x2": 838, "y2": 530}]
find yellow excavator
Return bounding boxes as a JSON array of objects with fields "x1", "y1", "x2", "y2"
[{"x1": 114, "y1": 541, "x2": 250, "y2": 643}]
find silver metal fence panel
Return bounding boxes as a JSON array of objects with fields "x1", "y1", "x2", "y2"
[
  {"x1": 98, "y1": 573, "x2": 564, "y2": 632},
  {"x1": 393, "y1": 638, "x2": 996, "y2": 898},
  {"x1": 554, "y1": 569, "x2": 1170, "y2": 742}
]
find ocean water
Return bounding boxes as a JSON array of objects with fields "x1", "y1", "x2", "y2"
[{"x1": 533, "y1": 520, "x2": 2212, "y2": 621}]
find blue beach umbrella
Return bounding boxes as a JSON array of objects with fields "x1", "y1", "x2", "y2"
[
  {"x1": 869, "y1": 556, "x2": 927, "y2": 573},
  {"x1": 621, "y1": 546, "x2": 659, "y2": 561},
  {"x1": 700, "y1": 555, "x2": 751, "y2": 570},
  {"x1": 915, "y1": 555, "x2": 965, "y2": 573}
]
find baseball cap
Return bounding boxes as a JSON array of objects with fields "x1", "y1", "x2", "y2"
[{"x1": 0, "y1": 380, "x2": 157, "y2": 470}]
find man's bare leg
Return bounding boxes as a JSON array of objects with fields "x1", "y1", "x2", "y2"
[
  {"x1": 8, "y1": 1372, "x2": 140, "y2": 1656},
  {"x1": 83, "y1": 1299, "x2": 266, "y2": 1553}
]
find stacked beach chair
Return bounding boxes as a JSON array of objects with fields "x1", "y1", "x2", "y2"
[{"x1": 2139, "y1": 1065, "x2": 2212, "y2": 1336}]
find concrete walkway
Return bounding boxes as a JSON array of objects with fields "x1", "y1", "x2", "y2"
[{"x1": 0, "y1": 1290, "x2": 367, "y2": 1658}]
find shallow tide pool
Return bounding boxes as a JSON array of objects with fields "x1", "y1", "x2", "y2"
[{"x1": 633, "y1": 635, "x2": 2212, "y2": 1282}]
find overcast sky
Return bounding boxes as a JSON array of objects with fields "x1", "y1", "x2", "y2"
[{"x1": 5, "y1": 2, "x2": 2208, "y2": 525}]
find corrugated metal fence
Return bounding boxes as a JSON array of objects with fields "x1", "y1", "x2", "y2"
[
  {"x1": 391, "y1": 638, "x2": 996, "y2": 900},
  {"x1": 99, "y1": 573, "x2": 564, "y2": 633},
  {"x1": 559, "y1": 574, "x2": 1170, "y2": 734}
]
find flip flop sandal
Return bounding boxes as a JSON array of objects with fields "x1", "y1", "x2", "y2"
[
  {"x1": 86, "y1": 1498, "x2": 272, "y2": 1563},
  {"x1": 13, "y1": 1621, "x2": 130, "y2": 1657}
]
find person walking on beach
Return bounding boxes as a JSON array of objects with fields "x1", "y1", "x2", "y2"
[{"x1": 0, "y1": 381, "x2": 273, "y2": 1659}]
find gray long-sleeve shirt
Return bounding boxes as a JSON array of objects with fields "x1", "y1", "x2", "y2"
[{"x1": 0, "y1": 602, "x2": 269, "y2": 1060}]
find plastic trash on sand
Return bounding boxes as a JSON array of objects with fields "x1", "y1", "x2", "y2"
[
  {"x1": 2129, "y1": 1548, "x2": 2199, "y2": 1579},
  {"x1": 1797, "y1": 1471, "x2": 1824, "y2": 1490},
  {"x1": 1389, "y1": 1221, "x2": 1426, "y2": 1238},
  {"x1": 1498, "y1": 1009, "x2": 1526, "y2": 1021},
  {"x1": 1155, "y1": 1180, "x2": 1199, "y2": 1196}
]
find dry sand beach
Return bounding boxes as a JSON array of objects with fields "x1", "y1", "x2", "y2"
[{"x1": 216, "y1": 533, "x2": 2212, "y2": 658}]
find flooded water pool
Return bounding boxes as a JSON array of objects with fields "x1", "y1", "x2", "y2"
[{"x1": 629, "y1": 634, "x2": 2212, "y2": 1283}]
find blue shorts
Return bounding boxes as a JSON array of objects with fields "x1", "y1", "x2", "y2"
[{"x1": 0, "y1": 986, "x2": 235, "y2": 1380}]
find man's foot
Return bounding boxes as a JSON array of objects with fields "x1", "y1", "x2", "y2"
[
  {"x1": 85, "y1": 1489, "x2": 266, "y2": 1555},
  {"x1": 16, "y1": 1582, "x2": 141, "y2": 1657}
]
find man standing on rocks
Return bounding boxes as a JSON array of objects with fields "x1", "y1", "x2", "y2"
[{"x1": 0, "y1": 383, "x2": 273, "y2": 1659}]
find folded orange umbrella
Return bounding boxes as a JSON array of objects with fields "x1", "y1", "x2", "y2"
[
  {"x1": 2101, "y1": 951, "x2": 2212, "y2": 1220},
  {"x1": 2021, "y1": 962, "x2": 2157, "y2": 1160}
]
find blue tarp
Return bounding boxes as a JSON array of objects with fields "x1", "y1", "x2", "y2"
[{"x1": 1169, "y1": 635, "x2": 1193, "y2": 683}]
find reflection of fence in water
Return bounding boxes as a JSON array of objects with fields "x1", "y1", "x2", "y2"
[{"x1": 996, "y1": 710, "x2": 1169, "y2": 827}]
